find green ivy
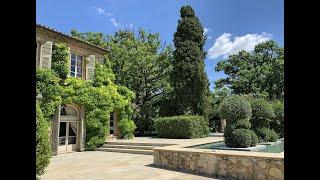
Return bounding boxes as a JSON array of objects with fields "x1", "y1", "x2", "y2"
[{"x1": 36, "y1": 44, "x2": 135, "y2": 151}]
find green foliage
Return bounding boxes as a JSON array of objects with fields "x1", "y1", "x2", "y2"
[
  {"x1": 270, "y1": 100, "x2": 284, "y2": 137},
  {"x1": 51, "y1": 43, "x2": 70, "y2": 82},
  {"x1": 118, "y1": 119, "x2": 137, "y2": 139},
  {"x1": 62, "y1": 62, "x2": 135, "y2": 149},
  {"x1": 71, "y1": 29, "x2": 173, "y2": 135},
  {"x1": 250, "y1": 98, "x2": 275, "y2": 129},
  {"x1": 170, "y1": 5, "x2": 210, "y2": 118},
  {"x1": 225, "y1": 129, "x2": 255, "y2": 148},
  {"x1": 36, "y1": 68, "x2": 63, "y2": 118},
  {"x1": 220, "y1": 95, "x2": 258, "y2": 148},
  {"x1": 71, "y1": 29, "x2": 107, "y2": 48},
  {"x1": 219, "y1": 95, "x2": 252, "y2": 123},
  {"x1": 207, "y1": 87, "x2": 231, "y2": 132},
  {"x1": 235, "y1": 119, "x2": 252, "y2": 129},
  {"x1": 105, "y1": 29, "x2": 173, "y2": 135},
  {"x1": 255, "y1": 128, "x2": 279, "y2": 142},
  {"x1": 36, "y1": 103, "x2": 51, "y2": 176},
  {"x1": 38, "y1": 44, "x2": 135, "y2": 150},
  {"x1": 215, "y1": 40, "x2": 284, "y2": 101},
  {"x1": 155, "y1": 115, "x2": 209, "y2": 138}
]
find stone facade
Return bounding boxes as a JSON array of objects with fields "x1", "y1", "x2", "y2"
[{"x1": 154, "y1": 148, "x2": 284, "y2": 180}]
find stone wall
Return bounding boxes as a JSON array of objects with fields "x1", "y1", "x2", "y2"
[{"x1": 154, "y1": 148, "x2": 284, "y2": 180}]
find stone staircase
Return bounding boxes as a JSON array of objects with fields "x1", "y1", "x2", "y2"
[{"x1": 97, "y1": 142, "x2": 173, "y2": 155}]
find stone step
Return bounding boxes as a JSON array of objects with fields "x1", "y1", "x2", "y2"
[
  {"x1": 102, "y1": 144, "x2": 155, "y2": 150},
  {"x1": 105, "y1": 141, "x2": 173, "y2": 147},
  {"x1": 97, "y1": 147, "x2": 153, "y2": 155}
]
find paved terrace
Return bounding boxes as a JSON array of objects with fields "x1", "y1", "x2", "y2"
[
  {"x1": 106, "y1": 134, "x2": 224, "y2": 148},
  {"x1": 41, "y1": 151, "x2": 220, "y2": 180}
]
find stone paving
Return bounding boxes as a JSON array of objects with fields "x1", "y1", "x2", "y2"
[
  {"x1": 40, "y1": 151, "x2": 220, "y2": 180},
  {"x1": 106, "y1": 136, "x2": 224, "y2": 147}
]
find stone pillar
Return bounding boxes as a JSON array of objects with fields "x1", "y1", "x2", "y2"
[
  {"x1": 79, "y1": 105, "x2": 86, "y2": 151},
  {"x1": 51, "y1": 105, "x2": 61, "y2": 156},
  {"x1": 220, "y1": 119, "x2": 226, "y2": 133}
]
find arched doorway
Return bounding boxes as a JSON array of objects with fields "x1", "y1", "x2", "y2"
[{"x1": 58, "y1": 105, "x2": 80, "y2": 154}]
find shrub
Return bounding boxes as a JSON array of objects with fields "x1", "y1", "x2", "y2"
[
  {"x1": 118, "y1": 119, "x2": 137, "y2": 139},
  {"x1": 250, "y1": 98, "x2": 275, "y2": 129},
  {"x1": 155, "y1": 115, "x2": 209, "y2": 138},
  {"x1": 36, "y1": 103, "x2": 51, "y2": 177},
  {"x1": 255, "y1": 128, "x2": 279, "y2": 142},
  {"x1": 270, "y1": 101, "x2": 284, "y2": 137},
  {"x1": 219, "y1": 95, "x2": 252, "y2": 123},
  {"x1": 225, "y1": 129, "x2": 253, "y2": 148},
  {"x1": 250, "y1": 130, "x2": 259, "y2": 146},
  {"x1": 234, "y1": 119, "x2": 251, "y2": 129}
]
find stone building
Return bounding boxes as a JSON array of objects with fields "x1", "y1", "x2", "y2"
[{"x1": 36, "y1": 24, "x2": 119, "y2": 155}]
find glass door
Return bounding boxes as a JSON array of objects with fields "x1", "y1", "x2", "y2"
[
  {"x1": 58, "y1": 122, "x2": 78, "y2": 153},
  {"x1": 67, "y1": 122, "x2": 78, "y2": 151}
]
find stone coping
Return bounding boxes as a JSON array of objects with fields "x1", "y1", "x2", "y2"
[{"x1": 154, "y1": 146, "x2": 284, "y2": 159}]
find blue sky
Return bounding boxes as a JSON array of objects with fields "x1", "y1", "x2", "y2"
[{"x1": 37, "y1": 0, "x2": 284, "y2": 91}]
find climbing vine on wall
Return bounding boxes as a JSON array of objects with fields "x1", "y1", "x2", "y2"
[{"x1": 36, "y1": 43, "x2": 135, "y2": 150}]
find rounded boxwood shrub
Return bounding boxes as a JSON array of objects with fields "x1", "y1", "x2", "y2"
[
  {"x1": 36, "y1": 103, "x2": 51, "y2": 177},
  {"x1": 255, "y1": 128, "x2": 279, "y2": 142},
  {"x1": 226, "y1": 129, "x2": 253, "y2": 148},
  {"x1": 219, "y1": 95, "x2": 252, "y2": 123},
  {"x1": 155, "y1": 115, "x2": 209, "y2": 138},
  {"x1": 118, "y1": 118, "x2": 137, "y2": 139},
  {"x1": 250, "y1": 98, "x2": 275, "y2": 129}
]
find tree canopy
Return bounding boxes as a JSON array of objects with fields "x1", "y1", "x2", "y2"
[{"x1": 215, "y1": 40, "x2": 284, "y2": 100}]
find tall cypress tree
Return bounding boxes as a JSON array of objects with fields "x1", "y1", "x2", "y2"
[{"x1": 171, "y1": 5, "x2": 210, "y2": 117}]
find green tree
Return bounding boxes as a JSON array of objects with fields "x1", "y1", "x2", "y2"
[
  {"x1": 215, "y1": 40, "x2": 284, "y2": 101},
  {"x1": 170, "y1": 5, "x2": 210, "y2": 117},
  {"x1": 71, "y1": 29, "x2": 173, "y2": 134},
  {"x1": 105, "y1": 29, "x2": 173, "y2": 134}
]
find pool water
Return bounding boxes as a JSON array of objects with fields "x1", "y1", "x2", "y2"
[
  {"x1": 190, "y1": 140, "x2": 284, "y2": 153},
  {"x1": 258, "y1": 141, "x2": 284, "y2": 153}
]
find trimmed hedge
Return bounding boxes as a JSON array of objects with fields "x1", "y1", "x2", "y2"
[
  {"x1": 155, "y1": 115, "x2": 209, "y2": 138},
  {"x1": 255, "y1": 128, "x2": 279, "y2": 142}
]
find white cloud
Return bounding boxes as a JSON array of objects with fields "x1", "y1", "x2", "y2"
[
  {"x1": 207, "y1": 36, "x2": 212, "y2": 40},
  {"x1": 110, "y1": 18, "x2": 119, "y2": 27},
  {"x1": 204, "y1": 28, "x2": 209, "y2": 35},
  {"x1": 207, "y1": 32, "x2": 272, "y2": 59},
  {"x1": 97, "y1": 8, "x2": 105, "y2": 15},
  {"x1": 95, "y1": 7, "x2": 113, "y2": 16}
]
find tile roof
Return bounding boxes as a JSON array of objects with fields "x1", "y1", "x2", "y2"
[{"x1": 36, "y1": 23, "x2": 108, "y2": 52}]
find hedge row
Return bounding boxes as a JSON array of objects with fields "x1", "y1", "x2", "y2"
[{"x1": 155, "y1": 115, "x2": 209, "y2": 138}]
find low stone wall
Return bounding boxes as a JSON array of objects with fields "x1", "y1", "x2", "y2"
[{"x1": 154, "y1": 148, "x2": 284, "y2": 180}]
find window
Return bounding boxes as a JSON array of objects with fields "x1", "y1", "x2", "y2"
[{"x1": 70, "y1": 53, "x2": 83, "y2": 78}]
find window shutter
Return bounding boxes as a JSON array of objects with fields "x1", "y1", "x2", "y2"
[
  {"x1": 40, "y1": 41, "x2": 53, "y2": 69},
  {"x1": 86, "y1": 55, "x2": 95, "y2": 80}
]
